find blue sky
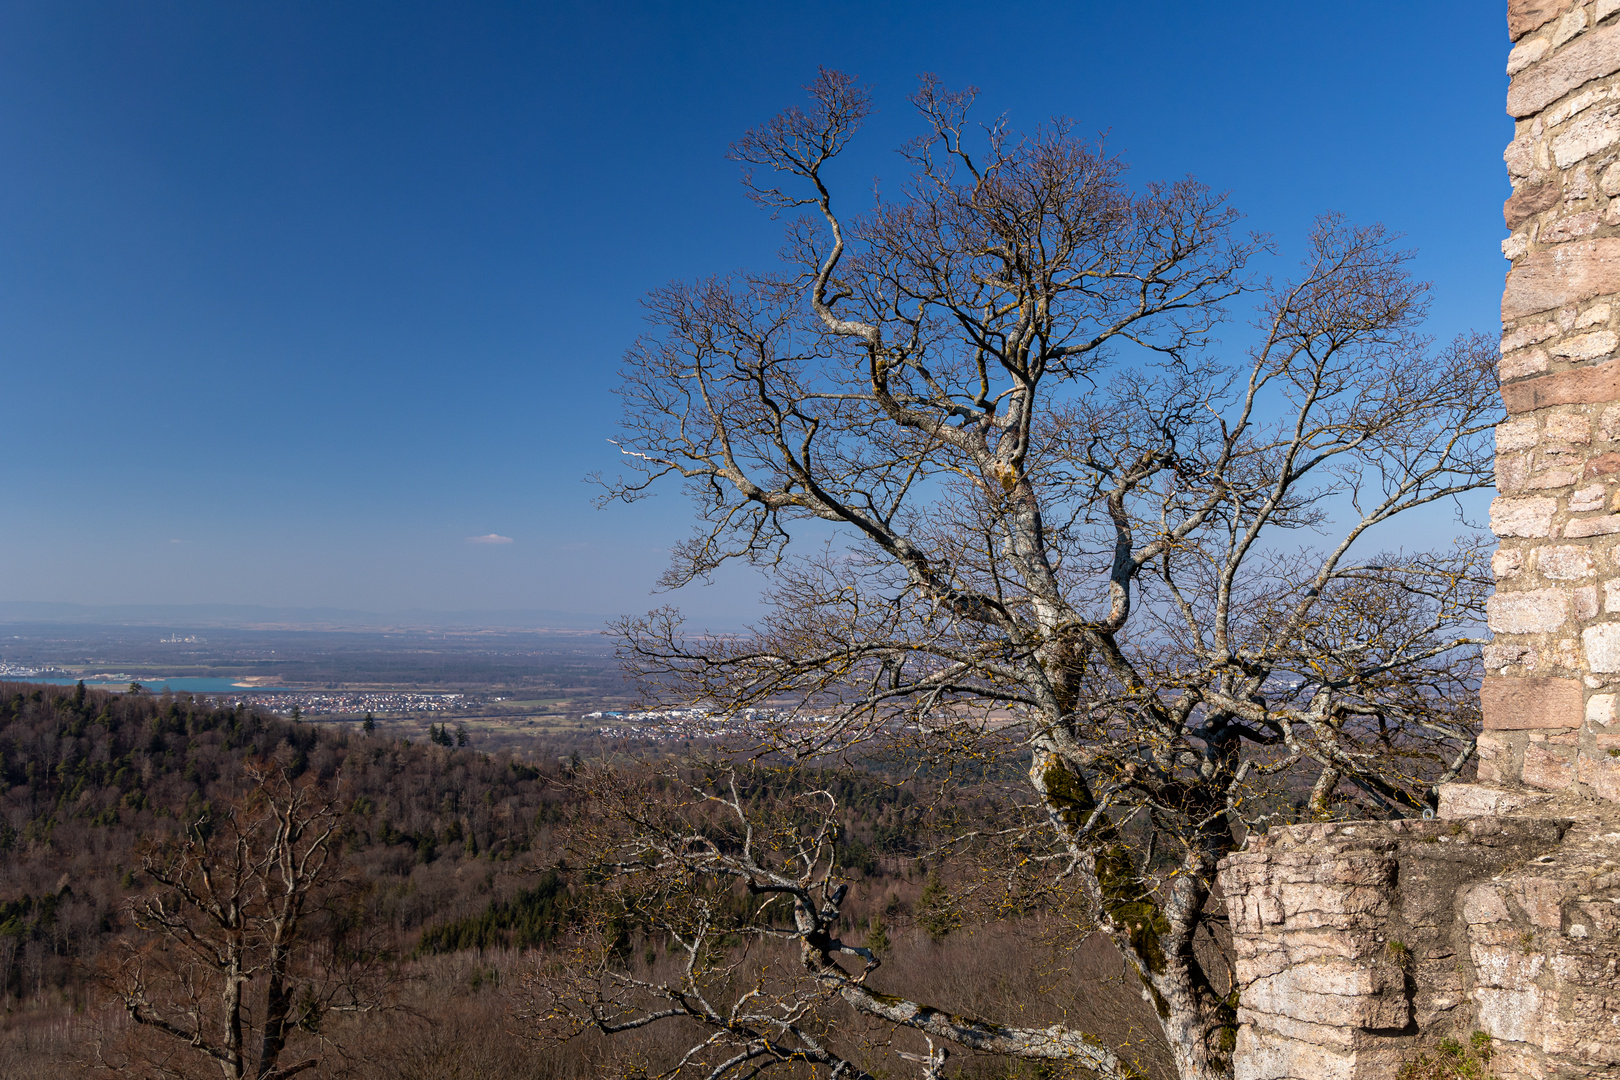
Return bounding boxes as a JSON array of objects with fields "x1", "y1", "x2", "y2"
[{"x1": 0, "y1": 1, "x2": 1511, "y2": 623}]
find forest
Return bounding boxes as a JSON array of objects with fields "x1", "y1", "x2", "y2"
[{"x1": 0, "y1": 679, "x2": 1171, "y2": 1079}]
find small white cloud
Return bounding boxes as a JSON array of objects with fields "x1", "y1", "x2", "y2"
[
  {"x1": 466, "y1": 533, "x2": 514, "y2": 545},
  {"x1": 169, "y1": 538, "x2": 184, "y2": 544}
]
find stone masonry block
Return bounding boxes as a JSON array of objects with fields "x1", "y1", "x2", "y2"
[
  {"x1": 1522, "y1": 741, "x2": 1578, "y2": 788},
  {"x1": 1506, "y1": 177, "x2": 1562, "y2": 226},
  {"x1": 1488, "y1": 588, "x2": 1572, "y2": 632},
  {"x1": 1585, "y1": 454, "x2": 1620, "y2": 478},
  {"x1": 1482, "y1": 676, "x2": 1583, "y2": 729},
  {"x1": 1577, "y1": 746, "x2": 1620, "y2": 800},
  {"x1": 1585, "y1": 621, "x2": 1620, "y2": 669},
  {"x1": 1551, "y1": 327, "x2": 1620, "y2": 359},
  {"x1": 1476, "y1": 731, "x2": 1513, "y2": 782},
  {"x1": 1552, "y1": 106, "x2": 1620, "y2": 167},
  {"x1": 1539, "y1": 545, "x2": 1598, "y2": 577},
  {"x1": 1503, "y1": 241, "x2": 1620, "y2": 322},
  {"x1": 1475, "y1": 986, "x2": 1546, "y2": 1045},
  {"x1": 1497, "y1": 416, "x2": 1540, "y2": 450},
  {"x1": 1510, "y1": 37, "x2": 1553, "y2": 76},
  {"x1": 1510, "y1": 0, "x2": 1570, "y2": 41},
  {"x1": 1501, "y1": 348, "x2": 1550, "y2": 381},
  {"x1": 1490, "y1": 496, "x2": 1558, "y2": 536},
  {"x1": 1545, "y1": 409, "x2": 1593, "y2": 442},
  {"x1": 1563, "y1": 513, "x2": 1620, "y2": 536},
  {"x1": 1508, "y1": 21, "x2": 1620, "y2": 117},
  {"x1": 1501, "y1": 357, "x2": 1620, "y2": 413},
  {"x1": 1569, "y1": 483, "x2": 1605, "y2": 509}
]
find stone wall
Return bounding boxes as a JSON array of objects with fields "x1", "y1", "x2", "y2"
[
  {"x1": 1219, "y1": 788, "x2": 1620, "y2": 1080},
  {"x1": 1488, "y1": 0, "x2": 1620, "y2": 797}
]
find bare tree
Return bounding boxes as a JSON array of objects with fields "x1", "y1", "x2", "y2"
[
  {"x1": 589, "y1": 71, "x2": 1499, "y2": 1080},
  {"x1": 108, "y1": 763, "x2": 386, "y2": 1080}
]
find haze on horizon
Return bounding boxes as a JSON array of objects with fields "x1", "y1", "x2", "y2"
[{"x1": 0, "y1": 1, "x2": 1511, "y2": 625}]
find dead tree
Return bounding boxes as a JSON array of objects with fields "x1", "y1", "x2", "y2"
[{"x1": 110, "y1": 764, "x2": 384, "y2": 1080}]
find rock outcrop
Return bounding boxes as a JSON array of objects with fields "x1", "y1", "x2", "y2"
[{"x1": 1220, "y1": 789, "x2": 1620, "y2": 1080}]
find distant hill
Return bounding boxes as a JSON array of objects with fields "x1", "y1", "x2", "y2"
[{"x1": 0, "y1": 601, "x2": 610, "y2": 631}]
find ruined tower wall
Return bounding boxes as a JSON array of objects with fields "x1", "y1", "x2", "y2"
[{"x1": 1484, "y1": 0, "x2": 1620, "y2": 799}]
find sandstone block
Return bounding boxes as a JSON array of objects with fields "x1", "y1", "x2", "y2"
[
  {"x1": 1577, "y1": 301, "x2": 1613, "y2": 326},
  {"x1": 1463, "y1": 883, "x2": 1512, "y2": 925},
  {"x1": 1544, "y1": 208, "x2": 1604, "y2": 242},
  {"x1": 1590, "y1": 691, "x2": 1619, "y2": 721},
  {"x1": 1501, "y1": 348, "x2": 1551, "y2": 381},
  {"x1": 1504, "y1": 136, "x2": 1540, "y2": 180},
  {"x1": 1584, "y1": 453, "x2": 1620, "y2": 477},
  {"x1": 1490, "y1": 496, "x2": 1558, "y2": 536},
  {"x1": 1564, "y1": 513, "x2": 1620, "y2": 536},
  {"x1": 1510, "y1": 36, "x2": 1553, "y2": 75},
  {"x1": 1512, "y1": 877, "x2": 1569, "y2": 928},
  {"x1": 1488, "y1": 589, "x2": 1572, "y2": 632},
  {"x1": 1501, "y1": 358, "x2": 1620, "y2": 413},
  {"x1": 1546, "y1": 409, "x2": 1593, "y2": 441},
  {"x1": 1505, "y1": 177, "x2": 1562, "y2": 226},
  {"x1": 1549, "y1": 87, "x2": 1612, "y2": 129},
  {"x1": 1553, "y1": 105, "x2": 1620, "y2": 168},
  {"x1": 1234, "y1": 1008, "x2": 1363, "y2": 1051},
  {"x1": 1508, "y1": 22, "x2": 1620, "y2": 117},
  {"x1": 1495, "y1": 548, "x2": 1529, "y2": 579},
  {"x1": 1482, "y1": 676, "x2": 1583, "y2": 728},
  {"x1": 1522, "y1": 741, "x2": 1578, "y2": 789},
  {"x1": 1436, "y1": 783, "x2": 1551, "y2": 818},
  {"x1": 1475, "y1": 986, "x2": 1546, "y2": 1045},
  {"x1": 1502, "y1": 241, "x2": 1620, "y2": 321},
  {"x1": 1577, "y1": 746, "x2": 1620, "y2": 801},
  {"x1": 1539, "y1": 545, "x2": 1599, "y2": 578},
  {"x1": 1472, "y1": 940, "x2": 1549, "y2": 988},
  {"x1": 1552, "y1": 6, "x2": 1590, "y2": 48},
  {"x1": 1551, "y1": 327, "x2": 1620, "y2": 359},
  {"x1": 1586, "y1": 622, "x2": 1620, "y2": 669},
  {"x1": 1477, "y1": 732, "x2": 1513, "y2": 782},
  {"x1": 1510, "y1": 0, "x2": 1569, "y2": 40},
  {"x1": 1497, "y1": 415, "x2": 1541, "y2": 450},
  {"x1": 1569, "y1": 483, "x2": 1605, "y2": 509}
]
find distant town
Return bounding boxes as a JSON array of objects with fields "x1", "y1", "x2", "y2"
[{"x1": 240, "y1": 690, "x2": 477, "y2": 716}]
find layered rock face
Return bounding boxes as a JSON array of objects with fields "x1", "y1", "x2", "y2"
[
  {"x1": 1219, "y1": 790, "x2": 1620, "y2": 1080},
  {"x1": 1216, "y1": 6, "x2": 1620, "y2": 1078},
  {"x1": 1489, "y1": 0, "x2": 1620, "y2": 797}
]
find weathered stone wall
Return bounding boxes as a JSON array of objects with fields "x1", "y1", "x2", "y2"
[
  {"x1": 1217, "y1": 803, "x2": 1573, "y2": 1080},
  {"x1": 1220, "y1": 788, "x2": 1620, "y2": 1080},
  {"x1": 1488, "y1": 0, "x2": 1620, "y2": 797}
]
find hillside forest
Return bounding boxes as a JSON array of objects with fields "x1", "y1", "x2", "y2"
[{"x1": 0, "y1": 680, "x2": 1177, "y2": 1080}]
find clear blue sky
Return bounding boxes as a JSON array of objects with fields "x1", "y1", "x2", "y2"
[{"x1": 0, "y1": 1, "x2": 1511, "y2": 623}]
